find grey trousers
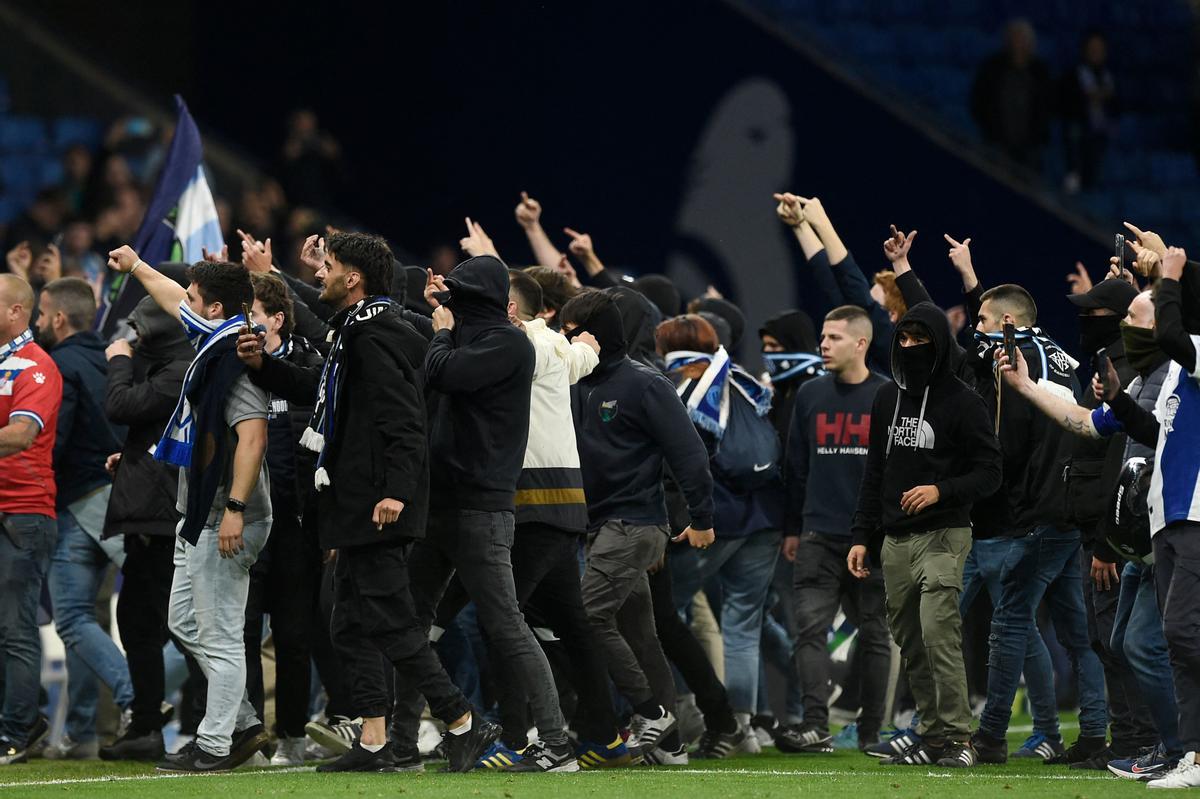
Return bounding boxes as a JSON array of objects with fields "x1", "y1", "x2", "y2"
[{"x1": 582, "y1": 521, "x2": 674, "y2": 714}]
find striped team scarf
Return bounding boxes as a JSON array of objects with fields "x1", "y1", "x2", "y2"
[{"x1": 665, "y1": 346, "x2": 773, "y2": 439}]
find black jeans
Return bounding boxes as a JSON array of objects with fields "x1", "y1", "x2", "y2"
[
  {"x1": 434, "y1": 522, "x2": 619, "y2": 747},
  {"x1": 116, "y1": 534, "x2": 176, "y2": 734},
  {"x1": 312, "y1": 557, "x2": 354, "y2": 721},
  {"x1": 648, "y1": 554, "x2": 736, "y2": 733},
  {"x1": 1079, "y1": 540, "x2": 1156, "y2": 752},
  {"x1": 1153, "y1": 522, "x2": 1200, "y2": 753},
  {"x1": 330, "y1": 539, "x2": 470, "y2": 731},
  {"x1": 792, "y1": 532, "x2": 890, "y2": 737},
  {"x1": 244, "y1": 506, "x2": 322, "y2": 738}
]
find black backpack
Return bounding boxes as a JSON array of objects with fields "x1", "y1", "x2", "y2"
[{"x1": 711, "y1": 389, "x2": 781, "y2": 492}]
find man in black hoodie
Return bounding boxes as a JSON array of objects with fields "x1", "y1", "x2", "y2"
[
  {"x1": 849, "y1": 303, "x2": 1002, "y2": 769},
  {"x1": 561, "y1": 289, "x2": 716, "y2": 765},
  {"x1": 237, "y1": 233, "x2": 495, "y2": 773},
  {"x1": 396, "y1": 255, "x2": 578, "y2": 772}
]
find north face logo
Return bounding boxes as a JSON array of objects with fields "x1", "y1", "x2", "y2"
[{"x1": 891, "y1": 416, "x2": 935, "y2": 449}]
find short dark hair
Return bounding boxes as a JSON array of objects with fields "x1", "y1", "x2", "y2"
[
  {"x1": 524, "y1": 266, "x2": 578, "y2": 315},
  {"x1": 980, "y1": 283, "x2": 1037, "y2": 326},
  {"x1": 326, "y1": 232, "x2": 394, "y2": 297},
  {"x1": 508, "y1": 269, "x2": 544, "y2": 320},
  {"x1": 42, "y1": 277, "x2": 96, "y2": 331},
  {"x1": 825, "y1": 304, "x2": 874, "y2": 344},
  {"x1": 184, "y1": 261, "x2": 254, "y2": 317},
  {"x1": 560, "y1": 288, "x2": 614, "y2": 329},
  {"x1": 250, "y1": 272, "x2": 295, "y2": 337}
]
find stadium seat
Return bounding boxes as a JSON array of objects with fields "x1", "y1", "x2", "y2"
[
  {"x1": 0, "y1": 115, "x2": 48, "y2": 153},
  {"x1": 52, "y1": 116, "x2": 105, "y2": 151}
]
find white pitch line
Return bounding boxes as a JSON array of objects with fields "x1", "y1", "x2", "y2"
[{"x1": 0, "y1": 765, "x2": 1119, "y2": 790}]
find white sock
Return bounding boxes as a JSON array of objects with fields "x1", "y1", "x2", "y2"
[
  {"x1": 449, "y1": 714, "x2": 473, "y2": 736},
  {"x1": 735, "y1": 712, "x2": 752, "y2": 730},
  {"x1": 360, "y1": 742, "x2": 385, "y2": 753}
]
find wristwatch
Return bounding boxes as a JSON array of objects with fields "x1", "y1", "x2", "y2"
[{"x1": 225, "y1": 498, "x2": 247, "y2": 514}]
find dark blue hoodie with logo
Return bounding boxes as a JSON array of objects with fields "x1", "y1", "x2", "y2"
[{"x1": 568, "y1": 294, "x2": 714, "y2": 532}]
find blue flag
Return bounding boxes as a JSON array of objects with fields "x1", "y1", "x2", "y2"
[{"x1": 98, "y1": 95, "x2": 224, "y2": 335}]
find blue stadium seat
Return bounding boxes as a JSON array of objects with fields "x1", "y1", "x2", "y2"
[
  {"x1": 0, "y1": 196, "x2": 22, "y2": 224},
  {"x1": 0, "y1": 159, "x2": 42, "y2": 191},
  {"x1": 52, "y1": 117, "x2": 104, "y2": 151},
  {"x1": 0, "y1": 116, "x2": 47, "y2": 153}
]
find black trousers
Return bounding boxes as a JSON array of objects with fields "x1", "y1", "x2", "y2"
[
  {"x1": 1153, "y1": 522, "x2": 1200, "y2": 753},
  {"x1": 116, "y1": 535, "x2": 176, "y2": 734},
  {"x1": 1079, "y1": 540, "x2": 1156, "y2": 752},
  {"x1": 330, "y1": 539, "x2": 470, "y2": 734},
  {"x1": 244, "y1": 506, "x2": 322, "y2": 738},
  {"x1": 433, "y1": 522, "x2": 619, "y2": 746},
  {"x1": 648, "y1": 555, "x2": 736, "y2": 733},
  {"x1": 312, "y1": 557, "x2": 354, "y2": 721}
]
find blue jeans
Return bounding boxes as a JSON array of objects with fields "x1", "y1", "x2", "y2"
[
  {"x1": 670, "y1": 528, "x2": 781, "y2": 713},
  {"x1": 960, "y1": 536, "x2": 1059, "y2": 738},
  {"x1": 0, "y1": 513, "x2": 57, "y2": 746},
  {"x1": 168, "y1": 518, "x2": 271, "y2": 757},
  {"x1": 979, "y1": 527, "x2": 1108, "y2": 740},
  {"x1": 48, "y1": 489, "x2": 134, "y2": 743},
  {"x1": 1110, "y1": 562, "x2": 1180, "y2": 755}
]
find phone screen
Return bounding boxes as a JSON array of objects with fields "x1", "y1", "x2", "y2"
[
  {"x1": 1115, "y1": 233, "x2": 1125, "y2": 269},
  {"x1": 1002, "y1": 322, "x2": 1016, "y2": 365}
]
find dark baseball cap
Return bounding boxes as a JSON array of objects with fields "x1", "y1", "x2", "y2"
[{"x1": 1067, "y1": 278, "x2": 1139, "y2": 313}]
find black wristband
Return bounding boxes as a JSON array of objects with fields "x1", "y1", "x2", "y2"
[{"x1": 225, "y1": 498, "x2": 247, "y2": 514}]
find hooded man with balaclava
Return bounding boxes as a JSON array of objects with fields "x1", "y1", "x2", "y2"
[
  {"x1": 849, "y1": 302, "x2": 1001, "y2": 769},
  {"x1": 399, "y1": 255, "x2": 579, "y2": 772},
  {"x1": 560, "y1": 289, "x2": 715, "y2": 765},
  {"x1": 996, "y1": 287, "x2": 1182, "y2": 779},
  {"x1": 759, "y1": 309, "x2": 824, "y2": 441}
]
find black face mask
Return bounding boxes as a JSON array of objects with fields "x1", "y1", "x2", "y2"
[
  {"x1": 1079, "y1": 314, "x2": 1122, "y2": 356},
  {"x1": 896, "y1": 342, "x2": 937, "y2": 394},
  {"x1": 1120, "y1": 323, "x2": 1164, "y2": 375}
]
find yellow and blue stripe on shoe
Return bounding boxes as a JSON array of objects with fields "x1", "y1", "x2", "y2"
[
  {"x1": 476, "y1": 741, "x2": 523, "y2": 770},
  {"x1": 576, "y1": 736, "x2": 634, "y2": 769}
]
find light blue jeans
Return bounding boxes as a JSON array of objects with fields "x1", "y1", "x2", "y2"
[
  {"x1": 49, "y1": 486, "x2": 133, "y2": 743},
  {"x1": 670, "y1": 528, "x2": 781, "y2": 713},
  {"x1": 168, "y1": 517, "x2": 270, "y2": 756}
]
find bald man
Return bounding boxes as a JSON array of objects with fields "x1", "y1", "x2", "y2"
[{"x1": 0, "y1": 273, "x2": 64, "y2": 764}]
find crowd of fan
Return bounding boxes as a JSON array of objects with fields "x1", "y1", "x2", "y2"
[{"x1": 0, "y1": 187, "x2": 1198, "y2": 788}]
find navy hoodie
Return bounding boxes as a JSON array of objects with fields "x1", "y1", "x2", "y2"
[
  {"x1": 852, "y1": 304, "x2": 1002, "y2": 555},
  {"x1": 50, "y1": 331, "x2": 126, "y2": 508},
  {"x1": 425, "y1": 256, "x2": 535, "y2": 512},
  {"x1": 570, "y1": 296, "x2": 714, "y2": 531}
]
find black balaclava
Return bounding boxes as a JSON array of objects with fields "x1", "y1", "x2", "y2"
[
  {"x1": 698, "y1": 311, "x2": 733, "y2": 350},
  {"x1": 632, "y1": 274, "x2": 682, "y2": 319},
  {"x1": 1079, "y1": 314, "x2": 1122, "y2": 356},
  {"x1": 566, "y1": 298, "x2": 627, "y2": 365},
  {"x1": 693, "y1": 298, "x2": 745, "y2": 349},
  {"x1": 1120, "y1": 323, "x2": 1167, "y2": 376},
  {"x1": 895, "y1": 341, "x2": 937, "y2": 395}
]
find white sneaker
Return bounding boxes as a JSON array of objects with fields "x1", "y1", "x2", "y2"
[
  {"x1": 627, "y1": 710, "x2": 677, "y2": 750},
  {"x1": 417, "y1": 719, "x2": 443, "y2": 756},
  {"x1": 738, "y1": 722, "x2": 762, "y2": 755},
  {"x1": 43, "y1": 736, "x2": 99, "y2": 760},
  {"x1": 643, "y1": 744, "x2": 688, "y2": 766},
  {"x1": 270, "y1": 737, "x2": 306, "y2": 766},
  {"x1": 237, "y1": 751, "x2": 271, "y2": 769},
  {"x1": 1148, "y1": 753, "x2": 1200, "y2": 789},
  {"x1": 305, "y1": 716, "x2": 362, "y2": 756}
]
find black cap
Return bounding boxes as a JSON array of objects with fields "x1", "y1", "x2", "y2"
[{"x1": 1067, "y1": 278, "x2": 1139, "y2": 313}]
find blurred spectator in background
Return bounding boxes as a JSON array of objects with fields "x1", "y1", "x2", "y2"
[
  {"x1": 428, "y1": 243, "x2": 458, "y2": 277},
  {"x1": 60, "y1": 145, "x2": 93, "y2": 214},
  {"x1": 278, "y1": 109, "x2": 345, "y2": 208},
  {"x1": 971, "y1": 18, "x2": 1054, "y2": 172},
  {"x1": 3, "y1": 189, "x2": 67, "y2": 254},
  {"x1": 1061, "y1": 31, "x2": 1118, "y2": 194}
]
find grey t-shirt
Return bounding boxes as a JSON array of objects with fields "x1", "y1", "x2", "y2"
[{"x1": 177, "y1": 373, "x2": 272, "y2": 527}]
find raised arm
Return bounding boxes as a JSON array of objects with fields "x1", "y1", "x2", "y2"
[
  {"x1": 107, "y1": 245, "x2": 186, "y2": 321},
  {"x1": 997, "y1": 347, "x2": 1100, "y2": 439},
  {"x1": 515, "y1": 192, "x2": 566, "y2": 270},
  {"x1": 1156, "y1": 247, "x2": 1197, "y2": 374},
  {"x1": 774, "y1": 193, "x2": 844, "y2": 310},
  {"x1": 563, "y1": 227, "x2": 617, "y2": 287}
]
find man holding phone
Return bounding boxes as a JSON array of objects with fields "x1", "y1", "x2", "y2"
[{"x1": 107, "y1": 247, "x2": 272, "y2": 772}]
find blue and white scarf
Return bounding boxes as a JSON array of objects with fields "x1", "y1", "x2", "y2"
[
  {"x1": 0, "y1": 329, "x2": 33, "y2": 363},
  {"x1": 154, "y1": 302, "x2": 249, "y2": 468},
  {"x1": 665, "y1": 346, "x2": 773, "y2": 439},
  {"x1": 763, "y1": 350, "x2": 825, "y2": 384},
  {"x1": 300, "y1": 296, "x2": 392, "y2": 490}
]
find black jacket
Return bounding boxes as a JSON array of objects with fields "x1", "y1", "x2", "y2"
[
  {"x1": 251, "y1": 303, "x2": 431, "y2": 549},
  {"x1": 264, "y1": 334, "x2": 325, "y2": 507},
  {"x1": 425, "y1": 256, "x2": 535, "y2": 513},
  {"x1": 50, "y1": 332, "x2": 126, "y2": 508},
  {"x1": 852, "y1": 303, "x2": 1002, "y2": 557},
  {"x1": 103, "y1": 299, "x2": 193, "y2": 538}
]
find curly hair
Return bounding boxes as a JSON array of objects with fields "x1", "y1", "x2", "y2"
[
  {"x1": 326, "y1": 232, "x2": 394, "y2": 297},
  {"x1": 872, "y1": 270, "x2": 907, "y2": 321}
]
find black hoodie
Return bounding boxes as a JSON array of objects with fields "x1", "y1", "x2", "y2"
[
  {"x1": 425, "y1": 255, "x2": 535, "y2": 512},
  {"x1": 852, "y1": 303, "x2": 1001, "y2": 554},
  {"x1": 568, "y1": 295, "x2": 714, "y2": 532},
  {"x1": 759, "y1": 309, "x2": 822, "y2": 441}
]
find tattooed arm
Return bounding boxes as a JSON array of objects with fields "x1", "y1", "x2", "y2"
[{"x1": 998, "y1": 348, "x2": 1102, "y2": 439}]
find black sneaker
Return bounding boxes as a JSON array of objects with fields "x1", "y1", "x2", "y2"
[
  {"x1": 442, "y1": 719, "x2": 502, "y2": 773},
  {"x1": 1068, "y1": 747, "x2": 1114, "y2": 770},
  {"x1": 503, "y1": 740, "x2": 580, "y2": 772},
  {"x1": 388, "y1": 743, "x2": 425, "y2": 773},
  {"x1": 882, "y1": 741, "x2": 946, "y2": 766},
  {"x1": 156, "y1": 741, "x2": 231, "y2": 772},
  {"x1": 971, "y1": 731, "x2": 1008, "y2": 765},
  {"x1": 694, "y1": 727, "x2": 748, "y2": 760},
  {"x1": 937, "y1": 742, "x2": 978, "y2": 768},
  {"x1": 227, "y1": 724, "x2": 270, "y2": 769},
  {"x1": 857, "y1": 727, "x2": 881, "y2": 752},
  {"x1": 100, "y1": 729, "x2": 165, "y2": 761},
  {"x1": 776, "y1": 724, "x2": 834, "y2": 754},
  {"x1": 315, "y1": 742, "x2": 399, "y2": 773},
  {"x1": 865, "y1": 728, "x2": 921, "y2": 759},
  {"x1": 0, "y1": 716, "x2": 50, "y2": 766},
  {"x1": 1045, "y1": 736, "x2": 1107, "y2": 766}
]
